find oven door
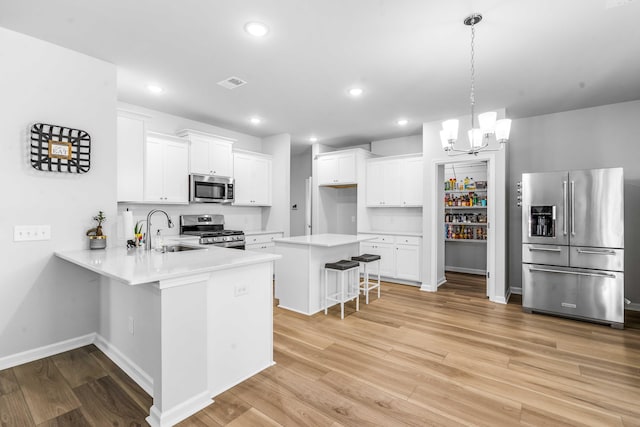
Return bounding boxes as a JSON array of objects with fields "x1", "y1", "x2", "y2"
[{"x1": 190, "y1": 174, "x2": 233, "y2": 203}]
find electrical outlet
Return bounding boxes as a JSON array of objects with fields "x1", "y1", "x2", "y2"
[
  {"x1": 128, "y1": 316, "x2": 135, "y2": 335},
  {"x1": 234, "y1": 284, "x2": 249, "y2": 297},
  {"x1": 14, "y1": 225, "x2": 51, "y2": 241}
]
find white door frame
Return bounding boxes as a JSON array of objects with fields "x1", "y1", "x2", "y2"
[{"x1": 420, "y1": 149, "x2": 508, "y2": 304}]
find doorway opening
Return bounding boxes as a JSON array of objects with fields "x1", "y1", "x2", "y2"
[{"x1": 441, "y1": 160, "x2": 489, "y2": 296}]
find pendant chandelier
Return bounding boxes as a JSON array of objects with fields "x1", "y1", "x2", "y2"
[{"x1": 439, "y1": 13, "x2": 512, "y2": 155}]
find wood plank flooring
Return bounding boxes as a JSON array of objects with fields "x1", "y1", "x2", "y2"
[{"x1": 2, "y1": 272, "x2": 639, "y2": 426}]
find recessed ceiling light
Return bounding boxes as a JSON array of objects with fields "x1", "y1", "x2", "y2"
[
  {"x1": 250, "y1": 117, "x2": 262, "y2": 125},
  {"x1": 244, "y1": 22, "x2": 269, "y2": 37},
  {"x1": 349, "y1": 87, "x2": 364, "y2": 97},
  {"x1": 146, "y1": 84, "x2": 163, "y2": 94},
  {"x1": 397, "y1": 119, "x2": 409, "y2": 126},
  {"x1": 309, "y1": 136, "x2": 318, "y2": 142}
]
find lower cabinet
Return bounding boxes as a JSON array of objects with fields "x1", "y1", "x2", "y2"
[
  {"x1": 245, "y1": 232, "x2": 283, "y2": 252},
  {"x1": 359, "y1": 234, "x2": 422, "y2": 283}
]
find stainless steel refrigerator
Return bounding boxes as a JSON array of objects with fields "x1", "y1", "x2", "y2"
[{"x1": 520, "y1": 167, "x2": 624, "y2": 328}]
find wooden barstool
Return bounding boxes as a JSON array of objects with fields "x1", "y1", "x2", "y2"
[
  {"x1": 324, "y1": 260, "x2": 360, "y2": 319},
  {"x1": 351, "y1": 253, "x2": 381, "y2": 304}
]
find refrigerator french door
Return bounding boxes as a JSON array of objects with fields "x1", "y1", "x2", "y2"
[{"x1": 521, "y1": 167, "x2": 624, "y2": 327}]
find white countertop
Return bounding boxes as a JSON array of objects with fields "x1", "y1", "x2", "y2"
[
  {"x1": 358, "y1": 231, "x2": 423, "y2": 237},
  {"x1": 244, "y1": 230, "x2": 284, "y2": 236},
  {"x1": 273, "y1": 233, "x2": 374, "y2": 247},
  {"x1": 55, "y1": 244, "x2": 280, "y2": 286}
]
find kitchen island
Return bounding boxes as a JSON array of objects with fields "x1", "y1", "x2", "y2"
[
  {"x1": 55, "y1": 244, "x2": 280, "y2": 427},
  {"x1": 273, "y1": 234, "x2": 374, "y2": 315}
]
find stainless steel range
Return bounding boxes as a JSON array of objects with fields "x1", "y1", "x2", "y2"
[{"x1": 180, "y1": 214, "x2": 245, "y2": 249}]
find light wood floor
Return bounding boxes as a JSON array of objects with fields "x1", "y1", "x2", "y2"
[{"x1": 2, "y1": 272, "x2": 639, "y2": 426}]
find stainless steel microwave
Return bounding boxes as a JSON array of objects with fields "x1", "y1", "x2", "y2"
[{"x1": 189, "y1": 174, "x2": 234, "y2": 203}]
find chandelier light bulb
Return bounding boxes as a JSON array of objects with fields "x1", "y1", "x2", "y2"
[
  {"x1": 495, "y1": 119, "x2": 512, "y2": 143},
  {"x1": 442, "y1": 119, "x2": 459, "y2": 142},
  {"x1": 478, "y1": 111, "x2": 497, "y2": 136}
]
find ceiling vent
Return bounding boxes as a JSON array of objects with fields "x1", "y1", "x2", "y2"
[{"x1": 217, "y1": 76, "x2": 247, "y2": 89}]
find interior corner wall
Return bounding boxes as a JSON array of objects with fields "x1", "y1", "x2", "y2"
[
  {"x1": 290, "y1": 147, "x2": 312, "y2": 237},
  {"x1": 262, "y1": 134, "x2": 291, "y2": 236},
  {"x1": 0, "y1": 27, "x2": 117, "y2": 359},
  {"x1": 507, "y1": 100, "x2": 640, "y2": 303}
]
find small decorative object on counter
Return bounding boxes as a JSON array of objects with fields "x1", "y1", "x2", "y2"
[
  {"x1": 86, "y1": 210, "x2": 107, "y2": 249},
  {"x1": 132, "y1": 220, "x2": 145, "y2": 248}
]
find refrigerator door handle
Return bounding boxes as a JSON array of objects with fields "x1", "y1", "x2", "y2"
[
  {"x1": 577, "y1": 248, "x2": 616, "y2": 255},
  {"x1": 562, "y1": 180, "x2": 568, "y2": 236},
  {"x1": 570, "y1": 180, "x2": 575, "y2": 236},
  {"x1": 529, "y1": 246, "x2": 562, "y2": 252},
  {"x1": 528, "y1": 266, "x2": 616, "y2": 279}
]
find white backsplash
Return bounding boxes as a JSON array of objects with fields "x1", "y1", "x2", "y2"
[
  {"x1": 116, "y1": 203, "x2": 263, "y2": 245},
  {"x1": 366, "y1": 207, "x2": 422, "y2": 234}
]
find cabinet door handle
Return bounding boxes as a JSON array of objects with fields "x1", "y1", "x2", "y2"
[
  {"x1": 570, "y1": 180, "x2": 575, "y2": 236},
  {"x1": 577, "y1": 249, "x2": 616, "y2": 255},
  {"x1": 528, "y1": 266, "x2": 615, "y2": 278},
  {"x1": 528, "y1": 246, "x2": 562, "y2": 252},
  {"x1": 562, "y1": 181, "x2": 568, "y2": 236}
]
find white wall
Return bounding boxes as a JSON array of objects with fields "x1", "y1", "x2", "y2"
[
  {"x1": 262, "y1": 134, "x2": 291, "y2": 236},
  {"x1": 0, "y1": 27, "x2": 117, "y2": 359},
  {"x1": 290, "y1": 148, "x2": 312, "y2": 237},
  {"x1": 118, "y1": 102, "x2": 262, "y2": 152},
  {"x1": 371, "y1": 134, "x2": 422, "y2": 156},
  {"x1": 507, "y1": 100, "x2": 640, "y2": 303}
]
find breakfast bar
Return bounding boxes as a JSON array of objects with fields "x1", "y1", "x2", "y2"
[
  {"x1": 273, "y1": 233, "x2": 374, "y2": 315},
  {"x1": 55, "y1": 245, "x2": 280, "y2": 427}
]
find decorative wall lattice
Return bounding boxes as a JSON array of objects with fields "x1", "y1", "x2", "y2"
[{"x1": 30, "y1": 123, "x2": 91, "y2": 173}]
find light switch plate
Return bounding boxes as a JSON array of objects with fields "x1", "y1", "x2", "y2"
[{"x1": 14, "y1": 225, "x2": 51, "y2": 241}]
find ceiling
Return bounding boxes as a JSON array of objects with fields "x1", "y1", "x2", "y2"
[{"x1": 1, "y1": 0, "x2": 639, "y2": 153}]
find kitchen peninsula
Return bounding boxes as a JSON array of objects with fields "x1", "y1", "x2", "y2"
[
  {"x1": 55, "y1": 245, "x2": 280, "y2": 427},
  {"x1": 274, "y1": 234, "x2": 374, "y2": 315}
]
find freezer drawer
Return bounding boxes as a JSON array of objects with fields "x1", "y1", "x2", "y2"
[
  {"x1": 522, "y1": 244, "x2": 569, "y2": 267},
  {"x1": 522, "y1": 264, "x2": 624, "y2": 326},
  {"x1": 570, "y1": 246, "x2": 624, "y2": 272}
]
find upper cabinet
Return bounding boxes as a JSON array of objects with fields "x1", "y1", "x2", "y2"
[
  {"x1": 317, "y1": 151, "x2": 357, "y2": 185},
  {"x1": 177, "y1": 129, "x2": 235, "y2": 177},
  {"x1": 233, "y1": 150, "x2": 272, "y2": 206},
  {"x1": 144, "y1": 132, "x2": 189, "y2": 203},
  {"x1": 116, "y1": 111, "x2": 149, "y2": 202},
  {"x1": 366, "y1": 155, "x2": 423, "y2": 207}
]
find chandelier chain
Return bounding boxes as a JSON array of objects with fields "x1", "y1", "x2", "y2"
[{"x1": 470, "y1": 20, "x2": 476, "y2": 129}]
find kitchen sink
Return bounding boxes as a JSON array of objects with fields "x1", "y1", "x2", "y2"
[{"x1": 159, "y1": 244, "x2": 204, "y2": 253}]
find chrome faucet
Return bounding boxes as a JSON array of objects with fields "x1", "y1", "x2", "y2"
[{"x1": 145, "y1": 209, "x2": 174, "y2": 251}]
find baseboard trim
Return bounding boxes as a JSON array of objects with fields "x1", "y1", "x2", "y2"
[
  {"x1": 0, "y1": 333, "x2": 96, "y2": 371},
  {"x1": 94, "y1": 334, "x2": 154, "y2": 396},
  {"x1": 627, "y1": 302, "x2": 640, "y2": 312},
  {"x1": 510, "y1": 286, "x2": 522, "y2": 295},
  {"x1": 146, "y1": 390, "x2": 212, "y2": 427},
  {"x1": 445, "y1": 266, "x2": 486, "y2": 275}
]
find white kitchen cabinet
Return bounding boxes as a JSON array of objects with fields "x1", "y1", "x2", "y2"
[
  {"x1": 178, "y1": 129, "x2": 235, "y2": 177},
  {"x1": 233, "y1": 151, "x2": 272, "y2": 206},
  {"x1": 317, "y1": 151, "x2": 357, "y2": 185},
  {"x1": 117, "y1": 111, "x2": 148, "y2": 202},
  {"x1": 359, "y1": 234, "x2": 422, "y2": 283},
  {"x1": 395, "y1": 244, "x2": 421, "y2": 281},
  {"x1": 400, "y1": 156, "x2": 423, "y2": 207},
  {"x1": 366, "y1": 159, "x2": 400, "y2": 206},
  {"x1": 360, "y1": 241, "x2": 396, "y2": 277},
  {"x1": 366, "y1": 155, "x2": 423, "y2": 207},
  {"x1": 245, "y1": 232, "x2": 283, "y2": 252},
  {"x1": 144, "y1": 132, "x2": 189, "y2": 203}
]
